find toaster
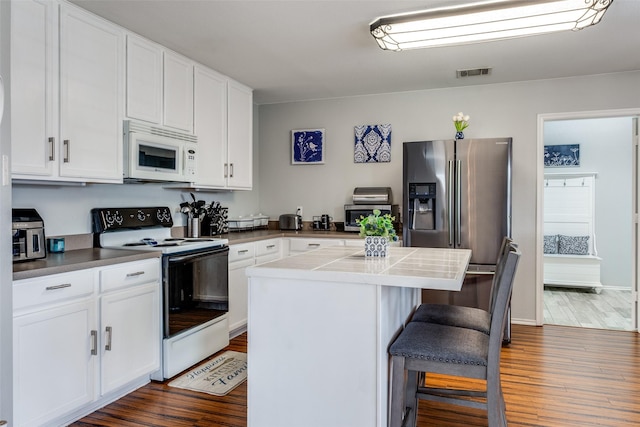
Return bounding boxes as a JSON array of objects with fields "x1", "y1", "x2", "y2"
[{"x1": 279, "y1": 214, "x2": 303, "y2": 231}]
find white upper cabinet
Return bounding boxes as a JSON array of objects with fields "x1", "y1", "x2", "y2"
[
  {"x1": 163, "y1": 51, "x2": 194, "y2": 133},
  {"x1": 58, "y1": 3, "x2": 124, "y2": 181},
  {"x1": 194, "y1": 66, "x2": 228, "y2": 187},
  {"x1": 11, "y1": 0, "x2": 124, "y2": 183},
  {"x1": 125, "y1": 34, "x2": 162, "y2": 124},
  {"x1": 10, "y1": 0, "x2": 57, "y2": 177},
  {"x1": 227, "y1": 80, "x2": 253, "y2": 190}
]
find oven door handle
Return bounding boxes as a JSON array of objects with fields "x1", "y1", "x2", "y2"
[{"x1": 168, "y1": 247, "x2": 228, "y2": 263}]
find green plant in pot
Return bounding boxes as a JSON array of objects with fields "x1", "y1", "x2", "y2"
[{"x1": 357, "y1": 209, "x2": 398, "y2": 257}]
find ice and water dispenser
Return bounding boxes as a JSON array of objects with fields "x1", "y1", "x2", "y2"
[{"x1": 408, "y1": 183, "x2": 436, "y2": 231}]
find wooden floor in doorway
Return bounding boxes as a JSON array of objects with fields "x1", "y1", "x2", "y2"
[{"x1": 73, "y1": 324, "x2": 640, "y2": 427}]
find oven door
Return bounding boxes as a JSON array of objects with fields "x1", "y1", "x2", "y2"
[{"x1": 163, "y1": 246, "x2": 229, "y2": 338}]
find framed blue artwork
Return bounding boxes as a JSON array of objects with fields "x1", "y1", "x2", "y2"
[
  {"x1": 354, "y1": 124, "x2": 391, "y2": 163},
  {"x1": 291, "y1": 129, "x2": 325, "y2": 165},
  {"x1": 544, "y1": 144, "x2": 580, "y2": 167}
]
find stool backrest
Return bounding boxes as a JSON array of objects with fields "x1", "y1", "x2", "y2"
[
  {"x1": 488, "y1": 243, "x2": 520, "y2": 363},
  {"x1": 488, "y1": 236, "x2": 513, "y2": 314}
]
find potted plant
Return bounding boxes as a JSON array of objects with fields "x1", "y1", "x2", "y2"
[{"x1": 356, "y1": 209, "x2": 398, "y2": 257}]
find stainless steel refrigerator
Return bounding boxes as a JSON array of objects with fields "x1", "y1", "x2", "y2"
[{"x1": 403, "y1": 138, "x2": 512, "y2": 341}]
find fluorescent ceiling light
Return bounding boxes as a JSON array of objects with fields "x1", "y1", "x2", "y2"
[{"x1": 370, "y1": 0, "x2": 614, "y2": 51}]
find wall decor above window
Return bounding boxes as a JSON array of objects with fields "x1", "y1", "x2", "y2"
[
  {"x1": 544, "y1": 144, "x2": 580, "y2": 167},
  {"x1": 354, "y1": 124, "x2": 391, "y2": 163},
  {"x1": 291, "y1": 129, "x2": 325, "y2": 165}
]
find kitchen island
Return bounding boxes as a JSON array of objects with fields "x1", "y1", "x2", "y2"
[{"x1": 245, "y1": 245, "x2": 471, "y2": 427}]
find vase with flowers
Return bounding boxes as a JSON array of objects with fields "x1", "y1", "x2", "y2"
[
  {"x1": 453, "y1": 112, "x2": 470, "y2": 140},
  {"x1": 356, "y1": 209, "x2": 398, "y2": 257}
]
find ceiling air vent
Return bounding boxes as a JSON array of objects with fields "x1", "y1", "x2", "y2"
[{"x1": 456, "y1": 67, "x2": 492, "y2": 78}]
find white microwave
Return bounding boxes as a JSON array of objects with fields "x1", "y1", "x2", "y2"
[{"x1": 123, "y1": 120, "x2": 198, "y2": 182}]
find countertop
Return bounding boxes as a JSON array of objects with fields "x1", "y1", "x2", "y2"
[
  {"x1": 246, "y1": 245, "x2": 471, "y2": 290},
  {"x1": 225, "y1": 229, "x2": 363, "y2": 244},
  {"x1": 13, "y1": 249, "x2": 161, "y2": 281},
  {"x1": 12, "y1": 230, "x2": 361, "y2": 281}
]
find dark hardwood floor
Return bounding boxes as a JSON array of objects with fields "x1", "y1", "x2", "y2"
[{"x1": 73, "y1": 324, "x2": 640, "y2": 427}]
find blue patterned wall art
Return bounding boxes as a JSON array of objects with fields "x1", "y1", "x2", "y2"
[
  {"x1": 354, "y1": 124, "x2": 392, "y2": 163},
  {"x1": 544, "y1": 144, "x2": 580, "y2": 167},
  {"x1": 291, "y1": 129, "x2": 325, "y2": 165}
]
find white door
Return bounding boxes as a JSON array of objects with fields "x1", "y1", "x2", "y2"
[
  {"x1": 10, "y1": 0, "x2": 57, "y2": 177},
  {"x1": 227, "y1": 80, "x2": 253, "y2": 189},
  {"x1": 194, "y1": 66, "x2": 227, "y2": 187},
  {"x1": 163, "y1": 51, "x2": 193, "y2": 133},
  {"x1": 126, "y1": 34, "x2": 162, "y2": 124},
  {"x1": 100, "y1": 283, "x2": 160, "y2": 395},
  {"x1": 13, "y1": 299, "x2": 96, "y2": 427},
  {"x1": 59, "y1": 3, "x2": 123, "y2": 181}
]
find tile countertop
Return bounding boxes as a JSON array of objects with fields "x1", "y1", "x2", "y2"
[
  {"x1": 13, "y1": 249, "x2": 161, "y2": 281},
  {"x1": 246, "y1": 245, "x2": 471, "y2": 290},
  {"x1": 224, "y1": 229, "x2": 364, "y2": 244},
  {"x1": 11, "y1": 229, "x2": 371, "y2": 281}
]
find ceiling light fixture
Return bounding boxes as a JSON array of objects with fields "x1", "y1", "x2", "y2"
[{"x1": 370, "y1": 0, "x2": 613, "y2": 51}]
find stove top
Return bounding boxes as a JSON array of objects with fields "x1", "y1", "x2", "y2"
[{"x1": 92, "y1": 207, "x2": 228, "y2": 254}]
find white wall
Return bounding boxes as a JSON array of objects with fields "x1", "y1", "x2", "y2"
[
  {"x1": 258, "y1": 71, "x2": 640, "y2": 324},
  {"x1": 544, "y1": 117, "x2": 634, "y2": 288},
  {"x1": 12, "y1": 106, "x2": 262, "y2": 236}
]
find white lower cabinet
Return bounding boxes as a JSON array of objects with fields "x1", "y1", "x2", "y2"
[
  {"x1": 228, "y1": 242, "x2": 255, "y2": 336},
  {"x1": 287, "y1": 238, "x2": 345, "y2": 255},
  {"x1": 13, "y1": 269, "x2": 96, "y2": 427},
  {"x1": 13, "y1": 258, "x2": 160, "y2": 427}
]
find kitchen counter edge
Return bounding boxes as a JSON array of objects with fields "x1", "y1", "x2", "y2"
[
  {"x1": 13, "y1": 249, "x2": 161, "y2": 281},
  {"x1": 225, "y1": 229, "x2": 364, "y2": 244}
]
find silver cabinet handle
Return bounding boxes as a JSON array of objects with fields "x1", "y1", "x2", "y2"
[
  {"x1": 105, "y1": 326, "x2": 113, "y2": 351},
  {"x1": 90, "y1": 330, "x2": 98, "y2": 356},
  {"x1": 266, "y1": 244, "x2": 276, "y2": 249},
  {"x1": 48, "y1": 137, "x2": 55, "y2": 161},
  {"x1": 46, "y1": 283, "x2": 71, "y2": 290},
  {"x1": 308, "y1": 243, "x2": 320, "y2": 247},
  {"x1": 63, "y1": 139, "x2": 70, "y2": 163},
  {"x1": 229, "y1": 163, "x2": 234, "y2": 178},
  {"x1": 126, "y1": 271, "x2": 145, "y2": 277},
  {"x1": 238, "y1": 249, "x2": 249, "y2": 254}
]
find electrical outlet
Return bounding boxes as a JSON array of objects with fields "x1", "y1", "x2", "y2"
[{"x1": 296, "y1": 206, "x2": 303, "y2": 217}]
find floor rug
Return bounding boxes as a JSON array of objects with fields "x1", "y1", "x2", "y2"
[{"x1": 168, "y1": 351, "x2": 247, "y2": 396}]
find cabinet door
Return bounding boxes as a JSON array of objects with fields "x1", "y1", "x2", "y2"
[
  {"x1": 100, "y1": 282, "x2": 160, "y2": 395},
  {"x1": 10, "y1": 0, "x2": 57, "y2": 177},
  {"x1": 126, "y1": 34, "x2": 162, "y2": 124},
  {"x1": 227, "y1": 80, "x2": 253, "y2": 189},
  {"x1": 229, "y1": 257, "x2": 254, "y2": 334},
  {"x1": 163, "y1": 51, "x2": 194, "y2": 133},
  {"x1": 59, "y1": 4, "x2": 124, "y2": 182},
  {"x1": 194, "y1": 66, "x2": 227, "y2": 187},
  {"x1": 13, "y1": 299, "x2": 96, "y2": 427}
]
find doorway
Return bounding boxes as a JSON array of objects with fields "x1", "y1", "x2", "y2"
[{"x1": 536, "y1": 109, "x2": 640, "y2": 332}]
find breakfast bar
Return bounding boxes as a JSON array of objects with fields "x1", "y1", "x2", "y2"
[{"x1": 245, "y1": 245, "x2": 471, "y2": 427}]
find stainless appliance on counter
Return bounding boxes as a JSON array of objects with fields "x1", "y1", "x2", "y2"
[
  {"x1": 279, "y1": 213, "x2": 303, "y2": 231},
  {"x1": 92, "y1": 206, "x2": 229, "y2": 379},
  {"x1": 344, "y1": 187, "x2": 399, "y2": 232},
  {"x1": 12, "y1": 208, "x2": 46, "y2": 262},
  {"x1": 403, "y1": 138, "x2": 512, "y2": 342}
]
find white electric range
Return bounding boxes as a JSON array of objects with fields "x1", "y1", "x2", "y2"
[{"x1": 93, "y1": 207, "x2": 230, "y2": 380}]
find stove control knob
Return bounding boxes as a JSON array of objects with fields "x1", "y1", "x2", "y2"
[{"x1": 137, "y1": 210, "x2": 146, "y2": 222}]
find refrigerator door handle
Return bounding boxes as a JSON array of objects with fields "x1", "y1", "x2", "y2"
[
  {"x1": 447, "y1": 160, "x2": 455, "y2": 246},
  {"x1": 455, "y1": 159, "x2": 462, "y2": 246}
]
